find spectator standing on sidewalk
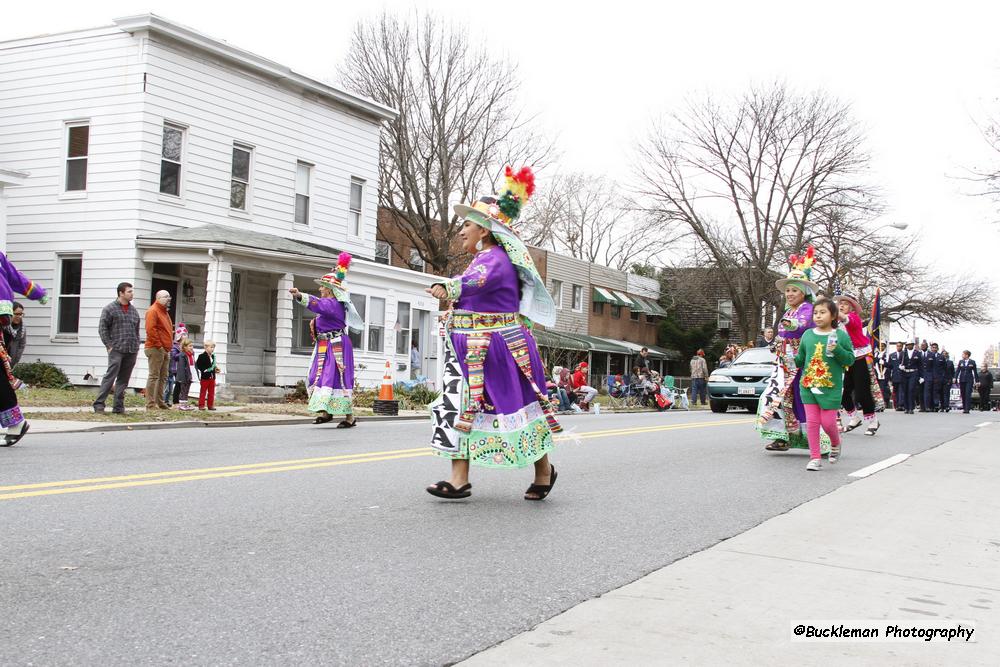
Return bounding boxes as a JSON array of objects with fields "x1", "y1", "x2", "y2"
[
  {"x1": 689, "y1": 349, "x2": 708, "y2": 405},
  {"x1": 93, "y1": 282, "x2": 141, "y2": 414},
  {"x1": 977, "y1": 367, "x2": 994, "y2": 412},
  {"x1": 171, "y1": 338, "x2": 196, "y2": 410},
  {"x1": 196, "y1": 340, "x2": 221, "y2": 410},
  {"x1": 144, "y1": 290, "x2": 173, "y2": 410},
  {"x1": 7, "y1": 302, "x2": 27, "y2": 368}
]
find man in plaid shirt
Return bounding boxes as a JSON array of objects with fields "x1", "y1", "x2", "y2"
[{"x1": 93, "y1": 282, "x2": 141, "y2": 414}]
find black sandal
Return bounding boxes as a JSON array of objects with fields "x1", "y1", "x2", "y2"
[
  {"x1": 524, "y1": 465, "x2": 557, "y2": 501},
  {"x1": 765, "y1": 440, "x2": 789, "y2": 451},
  {"x1": 426, "y1": 481, "x2": 472, "y2": 499},
  {"x1": 2, "y1": 421, "x2": 29, "y2": 447},
  {"x1": 313, "y1": 414, "x2": 334, "y2": 424},
  {"x1": 336, "y1": 418, "x2": 357, "y2": 428}
]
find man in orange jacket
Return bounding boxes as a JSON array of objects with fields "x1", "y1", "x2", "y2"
[{"x1": 145, "y1": 290, "x2": 174, "y2": 409}]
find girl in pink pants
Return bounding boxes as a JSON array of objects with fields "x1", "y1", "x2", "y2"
[{"x1": 794, "y1": 297, "x2": 855, "y2": 471}]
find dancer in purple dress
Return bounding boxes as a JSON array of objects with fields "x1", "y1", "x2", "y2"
[
  {"x1": 425, "y1": 167, "x2": 560, "y2": 501},
  {"x1": 0, "y1": 252, "x2": 48, "y2": 446},
  {"x1": 289, "y1": 252, "x2": 363, "y2": 427}
]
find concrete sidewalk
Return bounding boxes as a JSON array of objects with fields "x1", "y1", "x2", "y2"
[{"x1": 463, "y1": 423, "x2": 1000, "y2": 666}]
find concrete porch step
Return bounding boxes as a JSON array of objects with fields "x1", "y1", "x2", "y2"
[{"x1": 219, "y1": 385, "x2": 288, "y2": 404}]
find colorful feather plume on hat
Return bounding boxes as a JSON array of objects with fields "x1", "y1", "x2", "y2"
[
  {"x1": 787, "y1": 245, "x2": 816, "y2": 280},
  {"x1": 497, "y1": 166, "x2": 536, "y2": 222},
  {"x1": 335, "y1": 252, "x2": 351, "y2": 282}
]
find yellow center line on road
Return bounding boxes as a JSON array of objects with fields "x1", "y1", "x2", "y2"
[{"x1": 0, "y1": 417, "x2": 753, "y2": 501}]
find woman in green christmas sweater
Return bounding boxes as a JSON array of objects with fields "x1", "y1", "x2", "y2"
[{"x1": 794, "y1": 297, "x2": 855, "y2": 471}]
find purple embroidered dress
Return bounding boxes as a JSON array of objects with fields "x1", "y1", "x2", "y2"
[
  {"x1": 298, "y1": 294, "x2": 355, "y2": 416},
  {"x1": 0, "y1": 252, "x2": 48, "y2": 431},
  {"x1": 756, "y1": 300, "x2": 817, "y2": 449},
  {"x1": 434, "y1": 247, "x2": 558, "y2": 468}
]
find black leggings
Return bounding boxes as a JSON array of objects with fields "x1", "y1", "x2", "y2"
[{"x1": 841, "y1": 356, "x2": 876, "y2": 415}]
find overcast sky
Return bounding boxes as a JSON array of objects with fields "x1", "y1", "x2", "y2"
[{"x1": 5, "y1": 0, "x2": 1000, "y2": 362}]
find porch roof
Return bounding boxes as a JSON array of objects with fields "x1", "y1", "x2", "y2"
[{"x1": 137, "y1": 224, "x2": 368, "y2": 264}]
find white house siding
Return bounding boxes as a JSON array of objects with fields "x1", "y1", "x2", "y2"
[
  {"x1": 0, "y1": 28, "x2": 150, "y2": 383},
  {"x1": 589, "y1": 264, "x2": 627, "y2": 292},
  {"x1": 627, "y1": 274, "x2": 660, "y2": 300},
  {"x1": 545, "y1": 253, "x2": 591, "y2": 334},
  {"x1": 134, "y1": 35, "x2": 380, "y2": 256}
]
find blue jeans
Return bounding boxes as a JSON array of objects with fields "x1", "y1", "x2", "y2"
[
  {"x1": 691, "y1": 378, "x2": 707, "y2": 404},
  {"x1": 163, "y1": 375, "x2": 176, "y2": 404}
]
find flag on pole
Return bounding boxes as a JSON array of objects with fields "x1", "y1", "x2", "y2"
[{"x1": 868, "y1": 287, "x2": 881, "y2": 348}]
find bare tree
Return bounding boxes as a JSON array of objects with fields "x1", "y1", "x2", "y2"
[
  {"x1": 520, "y1": 172, "x2": 675, "y2": 271},
  {"x1": 634, "y1": 83, "x2": 876, "y2": 338},
  {"x1": 339, "y1": 12, "x2": 553, "y2": 275},
  {"x1": 806, "y1": 205, "x2": 993, "y2": 328}
]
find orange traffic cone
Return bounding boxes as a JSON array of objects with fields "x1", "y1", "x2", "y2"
[{"x1": 378, "y1": 359, "x2": 394, "y2": 400}]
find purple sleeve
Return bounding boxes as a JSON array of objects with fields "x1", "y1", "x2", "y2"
[
  {"x1": 792, "y1": 302, "x2": 813, "y2": 337},
  {"x1": 0, "y1": 253, "x2": 46, "y2": 302},
  {"x1": 306, "y1": 295, "x2": 342, "y2": 317}
]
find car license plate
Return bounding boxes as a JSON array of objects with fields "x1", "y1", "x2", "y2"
[{"x1": 738, "y1": 387, "x2": 756, "y2": 396}]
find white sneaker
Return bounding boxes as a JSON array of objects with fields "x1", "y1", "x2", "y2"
[
  {"x1": 828, "y1": 446, "x2": 840, "y2": 464},
  {"x1": 806, "y1": 458, "x2": 822, "y2": 471}
]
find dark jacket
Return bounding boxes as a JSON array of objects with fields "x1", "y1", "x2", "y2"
[
  {"x1": 979, "y1": 370, "x2": 994, "y2": 394},
  {"x1": 172, "y1": 347, "x2": 192, "y2": 383},
  {"x1": 7, "y1": 322, "x2": 26, "y2": 367},
  {"x1": 168, "y1": 342, "x2": 182, "y2": 376},
  {"x1": 956, "y1": 359, "x2": 977, "y2": 384},
  {"x1": 888, "y1": 351, "x2": 904, "y2": 383},
  {"x1": 196, "y1": 351, "x2": 217, "y2": 381},
  {"x1": 943, "y1": 359, "x2": 955, "y2": 383},
  {"x1": 923, "y1": 351, "x2": 942, "y2": 379},
  {"x1": 903, "y1": 349, "x2": 923, "y2": 373},
  {"x1": 99, "y1": 300, "x2": 141, "y2": 353}
]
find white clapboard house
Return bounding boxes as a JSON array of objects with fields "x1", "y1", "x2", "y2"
[{"x1": 0, "y1": 14, "x2": 443, "y2": 392}]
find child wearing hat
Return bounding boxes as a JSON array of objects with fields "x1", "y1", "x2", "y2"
[{"x1": 572, "y1": 361, "x2": 598, "y2": 411}]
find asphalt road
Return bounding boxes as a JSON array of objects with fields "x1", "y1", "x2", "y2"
[{"x1": 1, "y1": 408, "x2": 993, "y2": 665}]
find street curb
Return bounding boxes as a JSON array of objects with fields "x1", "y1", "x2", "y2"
[{"x1": 33, "y1": 413, "x2": 430, "y2": 435}]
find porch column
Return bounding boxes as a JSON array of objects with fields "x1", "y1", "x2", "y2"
[
  {"x1": 204, "y1": 255, "x2": 233, "y2": 386},
  {"x1": 274, "y1": 273, "x2": 295, "y2": 386}
]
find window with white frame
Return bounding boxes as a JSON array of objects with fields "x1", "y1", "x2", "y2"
[
  {"x1": 159, "y1": 123, "x2": 184, "y2": 196},
  {"x1": 291, "y1": 285, "x2": 314, "y2": 352},
  {"x1": 408, "y1": 248, "x2": 425, "y2": 271},
  {"x1": 294, "y1": 161, "x2": 312, "y2": 225},
  {"x1": 572, "y1": 285, "x2": 583, "y2": 312},
  {"x1": 374, "y1": 240, "x2": 390, "y2": 265},
  {"x1": 348, "y1": 293, "x2": 366, "y2": 350},
  {"x1": 367, "y1": 296, "x2": 385, "y2": 353},
  {"x1": 65, "y1": 123, "x2": 89, "y2": 192},
  {"x1": 718, "y1": 299, "x2": 733, "y2": 329},
  {"x1": 230, "y1": 144, "x2": 253, "y2": 210},
  {"x1": 56, "y1": 255, "x2": 82, "y2": 335},
  {"x1": 349, "y1": 178, "x2": 365, "y2": 236},
  {"x1": 396, "y1": 301, "x2": 411, "y2": 355},
  {"x1": 551, "y1": 280, "x2": 563, "y2": 309}
]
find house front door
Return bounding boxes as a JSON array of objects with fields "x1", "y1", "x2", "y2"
[{"x1": 150, "y1": 277, "x2": 178, "y2": 323}]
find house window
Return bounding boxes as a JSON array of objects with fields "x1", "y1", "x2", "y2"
[
  {"x1": 349, "y1": 293, "x2": 367, "y2": 350},
  {"x1": 56, "y1": 255, "x2": 82, "y2": 335},
  {"x1": 229, "y1": 272, "x2": 243, "y2": 345},
  {"x1": 159, "y1": 123, "x2": 184, "y2": 196},
  {"x1": 572, "y1": 285, "x2": 583, "y2": 312},
  {"x1": 593, "y1": 301, "x2": 605, "y2": 315},
  {"x1": 291, "y1": 288, "x2": 314, "y2": 352},
  {"x1": 646, "y1": 314, "x2": 655, "y2": 324},
  {"x1": 295, "y1": 161, "x2": 312, "y2": 224},
  {"x1": 231, "y1": 144, "x2": 253, "y2": 210},
  {"x1": 375, "y1": 241, "x2": 391, "y2": 265},
  {"x1": 551, "y1": 280, "x2": 563, "y2": 309},
  {"x1": 408, "y1": 248, "x2": 425, "y2": 271},
  {"x1": 367, "y1": 296, "x2": 385, "y2": 353},
  {"x1": 611, "y1": 304, "x2": 621, "y2": 319},
  {"x1": 349, "y1": 178, "x2": 365, "y2": 236},
  {"x1": 718, "y1": 299, "x2": 733, "y2": 329},
  {"x1": 65, "y1": 123, "x2": 89, "y2": 192},
  {"x1": 396, "y1": 301, "x2": 411, "y2": 355}
]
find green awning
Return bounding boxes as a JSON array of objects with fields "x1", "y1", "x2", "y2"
[
  {"x1": 627, "y1": 296, "x2": 652, "y2": 313},
  {"x1": 645, "y1": 344, "x2": 681, "y2": 361},
  {"x1": 637, "y1": 296, "x2": 668, "y2": 316},
  {"x1": 592, "y1": 287, "x2": 630, "y2": 307},
  {"x1": 534, "y1": 329, "x2": 590, "y2": 351},
  {"x1": 572, "y1": 333, "x2": 634, "y2": 355}
]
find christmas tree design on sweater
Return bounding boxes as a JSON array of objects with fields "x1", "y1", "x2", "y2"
[{"x1": 802, "y1": 342, "x2": 834, "y2": 391}]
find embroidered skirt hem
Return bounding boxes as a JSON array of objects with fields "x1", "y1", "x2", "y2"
[
  {"x1": 433, "y1": 402, "x2": 555, "y2": 468},
  {"x1": 308, "y1": 388, "x2": 353, "y2": 416}
]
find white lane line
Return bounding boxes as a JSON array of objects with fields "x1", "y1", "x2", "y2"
[
  {"x1": 848, "y1": 453, "x2": 911, "y2": 479},
  {"x1": 975, "y1": 422, "x2": 991, "y2": 428}
]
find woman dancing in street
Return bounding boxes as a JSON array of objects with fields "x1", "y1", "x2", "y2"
[
  {"x1": 757, "y1": 247, "x2": 821, "y2": 452},
  {"x1": 425, "y1": 167, "x2": 560, "y2": 501},
  {"x1": 289, "y1": 253, "x2": 363, "y2": 428}
]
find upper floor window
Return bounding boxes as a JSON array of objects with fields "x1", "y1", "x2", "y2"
[
  {"x1": 593, "y1": 301, "x2": 605, "y2": 315},
  {"x1": 572, "y1": 285, "x2": 583, "y2": 312},
  {"x1": 374, "y1": 240, "x2": 391, "y2": 265},
  {"x1": 551, "y1": 280, "x2": 563, "y2": 309},
  {"x1": 295, "y1": 161, "x2": 312, "y2": 224},
  {"x1": 718, "y1": 299, "x2": 733, "y2": 330},
  {"x1": 65, "y1": 123, "x2": 89, "y2": 192},
  {"x1": 160, "y1": 123, "x2": 184, "y2": 196},
  {"x1": 231, "y1": 144, "x2": 253, "y2": 210},
  {"x1": 349, "y1": 178, "x2": 365, "y2": 236},
  {"x1": 409, "y1": 248, "x2": 425, "y2": 271}
]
